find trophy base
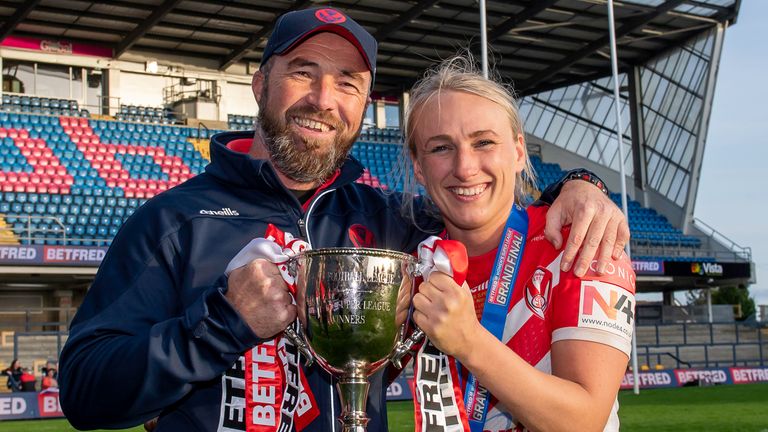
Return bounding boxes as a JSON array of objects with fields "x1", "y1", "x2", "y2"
[{"x1": 338, "y1": 361, "x2": 371, "y2": 432}]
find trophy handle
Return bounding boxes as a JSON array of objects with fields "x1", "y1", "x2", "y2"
[
  {"x1": 390, "y1": 261, "x2": 425, "y2": 369},
  {"x1": 284, "y1": 325, "x2": 314, "y2": 367},
  {"x1": 282, "y1": 257, "x2": 314, "y2": 366},
  {"x1": 390, "y1": 327, "x2": 424, "y2": 369}
]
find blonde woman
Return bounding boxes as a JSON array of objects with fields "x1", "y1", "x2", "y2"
[{"x1": 404, "y1": 56, "x2": 635, "y2": 432}]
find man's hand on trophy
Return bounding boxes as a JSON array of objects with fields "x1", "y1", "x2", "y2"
[{"x1": 226, "y1": 258, "x2": 296, "y2": 338}]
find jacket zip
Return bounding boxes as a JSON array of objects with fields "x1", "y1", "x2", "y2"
[{"x1": 302, "y1": 188, "x2": 336, "y2": 248}]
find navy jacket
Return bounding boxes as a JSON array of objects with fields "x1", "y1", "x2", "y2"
[{"x1": 59, "y1": 131, "x2": 440, "y2": 431}]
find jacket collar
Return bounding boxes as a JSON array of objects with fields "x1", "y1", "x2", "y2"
[{"x1": 206, "y1": 130, "x2": 365, "y2": 191}]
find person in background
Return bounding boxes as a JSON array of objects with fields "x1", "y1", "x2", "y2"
[
  {"x1": 42, "y1": 367, "x2": 59, "y2": 390},
  {"x1": 20, "y1": 367, "x2": 36, "y2": 392},
  {"x1": 404, "y1": 55, "x2": 635, "y2": 432},
  {"x1": 42, "y1": 360, "x2": 58, "y2": 380},
  {"x1": 59, "y1": 8, "x2": 629, "y2": 432},
  {"x1": 2, "y1": 359, "x2": 23, "y2": 392}
]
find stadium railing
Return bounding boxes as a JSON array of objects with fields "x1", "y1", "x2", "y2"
[
  {"x1": 0, "y1": 307, "x2": 77, "y2": 332},
  {"x1": 636, "y1": 322, "x2": 767, "y2": 369},
  {"x1": 10, "y1": 331, "x2": 68, "y2": 364},
  {"x1": 1, "y1": 213, "x2": 68, "y2": 245}
]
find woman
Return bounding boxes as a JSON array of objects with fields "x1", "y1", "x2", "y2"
[
  {"x1": 404, "y1": 56, "x2": 635, "y2": 432},
  {"x1": 2, "y1": 359, "x2": 23, "y2": 392}
]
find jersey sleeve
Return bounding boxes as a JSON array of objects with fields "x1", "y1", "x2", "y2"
[{"x1": 548, "y1": 254, "x2": 636, "y2": 357}]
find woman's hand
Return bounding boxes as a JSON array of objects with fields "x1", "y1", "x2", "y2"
[{"x1": 412, "y1": 272, "x2": 483, "y2": 359}]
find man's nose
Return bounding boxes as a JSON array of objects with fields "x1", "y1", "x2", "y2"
[{"x1": 306, "y1": 75, "x2": 336, "y2": 111}]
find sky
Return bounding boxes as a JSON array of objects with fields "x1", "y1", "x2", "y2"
[{"x1": 694, "y1": 0, "x2": 768, "y2": 307}]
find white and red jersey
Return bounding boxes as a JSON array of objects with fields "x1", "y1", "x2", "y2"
[{"x1": 464, "y1": 205, "x2": 636, "y2": 432}]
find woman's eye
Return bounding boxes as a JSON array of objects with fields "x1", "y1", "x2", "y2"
[{"x1": 428, "y1": 144, "x2": 449, "y2": 153}]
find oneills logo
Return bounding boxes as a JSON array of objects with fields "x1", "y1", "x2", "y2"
[{"x1": 199, "y1": 207, "x2": 240, "y2": 216}]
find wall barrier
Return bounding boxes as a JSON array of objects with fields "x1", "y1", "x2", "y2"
[
  {"x1": 620, "y1": 366, "x2": 768, "y2": 389},
  {"x1": 1, "y1": 368, "x2": 766, "y2": 421},
  {"x1": 386, "y1": 375, "x2": 414, "y2": 401},
  {"x1": 0, "y1": 389, "x2": 63, "y2": 420}
]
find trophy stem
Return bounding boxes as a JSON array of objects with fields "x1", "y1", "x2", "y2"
[{"x1": 338, "y1": 361, "x2": 370, "y2": 432}]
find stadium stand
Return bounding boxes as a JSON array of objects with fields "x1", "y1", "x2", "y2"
[
  {"x1": 358, "y1": 127, "x2": 403, "y2": 144},
  {"x1": 0, "y1": 110, "x2": 723, "y2": 261},
  {"x1": 529, "y1": 155, "x2": 706, "y2": 259},
  {"x1": 0, "y1": 112, "x2": 215, "y2": 246},
  {"x1": 1, "y1": 94, "x2": 89, "y2": 118},
  {"x1": 116, "y1": 104, "x2": 177, "y2": 124},
  {"x1": 228, "y1": 114, "x2": 256, "y2": 131},
  {"x1": 634, "y1": 322, "x2": 767, "y2": 369}
]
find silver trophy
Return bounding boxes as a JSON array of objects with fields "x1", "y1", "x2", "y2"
[{"x1": 286, "y1": 248, "x2": 421, "y2": 432}]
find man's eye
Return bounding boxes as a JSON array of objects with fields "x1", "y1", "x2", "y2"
[
  {"x1": 340, "y1": 81, "x2": 361, "y2": 92},
  {"x1": 293, "y1": 71, "x2": 311, "y2": 78},
  {"x1": 475, "y1": 139, "x2": 495, "y2": 147}
]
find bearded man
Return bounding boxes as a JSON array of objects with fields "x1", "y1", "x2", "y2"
[{"x1": 59, "y1": 7, "x2": 629, "y2": 432}]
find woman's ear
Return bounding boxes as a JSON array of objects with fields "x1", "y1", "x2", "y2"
[
  {"x1": 514, "y1": 132, "x2": 526, "y2": 174},
  {"x1": 413, "y1": 155, "x2": 426, "y2": 186}
]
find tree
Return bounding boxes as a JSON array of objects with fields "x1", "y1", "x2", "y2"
[{"x1": 712, "y1": 285, "x2": 756, "y2": 321}]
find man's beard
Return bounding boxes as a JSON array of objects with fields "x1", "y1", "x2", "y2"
[{"x1": 258, "y1": 99, "x2": 359, "y2": 185}]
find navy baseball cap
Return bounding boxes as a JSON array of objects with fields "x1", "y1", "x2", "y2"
[{"x1": 262, "y1": 8, "x2": 377, "y2": 81}]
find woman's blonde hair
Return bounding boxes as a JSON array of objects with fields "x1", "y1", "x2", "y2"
[{"x1": 397, "y1": 53, "x2": 537, "y2": 222}]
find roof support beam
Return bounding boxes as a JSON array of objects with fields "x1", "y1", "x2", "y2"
[
  {"x1": 0, "y1": 0, "x2": 42, "y2": 41},
  {"x1": 681, "y1": 22, "x2": 725, "y2": 232},
  {"x1": 114, "y1": 0, "x2": 184, "y2": 57},
  {"x1": 520, "y1": 0, "x2": 686, "y2": 91},
  {"x1": 218, "y1": 1, "x2": 312, "y2": 71},
  {"x1": 373, "y1": 0, "x2": 440, "y2": 42},
  {"x1": 628, "y1": 65, "x2": 648, "y2": 195},
  {"x1": 519, "y1": 69, "x2": 617, "y2": 97},
  {"x1": 488, "y1": 0, "x2": 559, "y2": 41}
]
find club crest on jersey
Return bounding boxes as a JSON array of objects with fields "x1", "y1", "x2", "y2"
[
  {"x1": 348, "y1": 224, "x2": 375, "y2": 248},
  {"x1": 525, "y1": 267, "x2": 552, "y2": 319}
]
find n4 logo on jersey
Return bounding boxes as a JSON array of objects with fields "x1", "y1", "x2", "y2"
[
  {"x1": 579, "y1": 281, "x2": 635, "y2": 340},
  {"x1": 525, "y1": 267, "x2": 552, "y2": 319}
]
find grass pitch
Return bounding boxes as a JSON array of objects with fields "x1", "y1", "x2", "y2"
[
  {"x1": 2, "y1": 383, "x2": 767, "y2": 431},
  {"x1": 616, "y1": 383, "x2": 768, "y2": 432}
]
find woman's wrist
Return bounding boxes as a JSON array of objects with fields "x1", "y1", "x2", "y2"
[{"x1": 457, "y1": 322, "x2": 491, "y2": 368}]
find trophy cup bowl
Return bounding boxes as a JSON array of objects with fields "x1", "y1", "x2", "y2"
[{"x1": 291, "y1": 248, "x2": 415, "y2": 432}]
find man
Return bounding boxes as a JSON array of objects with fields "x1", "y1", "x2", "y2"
[{"x1": 59, "y1": 7, "x2": 629, "y2": 432}]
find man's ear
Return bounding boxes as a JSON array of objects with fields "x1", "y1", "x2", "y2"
[{"x1": 252, "y1": 71, "x2": 265, "y2": 105}]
